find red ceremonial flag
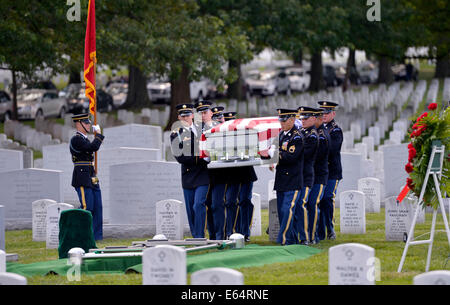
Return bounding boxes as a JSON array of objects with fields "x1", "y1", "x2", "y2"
[{"x1": 84, "y1": 0, "x2": 96, "y2": 116}]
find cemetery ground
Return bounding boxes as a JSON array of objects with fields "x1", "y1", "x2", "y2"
[{"x1": 5, "y1": 208, "x2": 449, "y2": 285}]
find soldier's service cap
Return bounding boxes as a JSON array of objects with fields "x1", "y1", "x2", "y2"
[
  {"x1": 176, "y1": 103, "x2": 194, "y2": 116},
  {"x1": 223, "y1": 111, "x2": 237, "y2": 121},
  {"x1": 277, "y1": 108, "x2": 297, "y2": 122},
  {"x1": 72, "y1": 113, "x2": 91, "y2": 124},
  {"x1": 298, "y1": 106, "x2": 321, "y2": 119},
  {"x1": 317, "y1": 101, "x2": 339, "y2": 113},
  {"x1": 195, "y1": 100, "x2": 212, "y2": 112},
  {"x1": 211, "y1": 106, "x2": 224, "y2": 116}
]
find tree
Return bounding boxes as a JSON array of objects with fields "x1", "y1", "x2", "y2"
[
  {"x1": 265, "y1": 0, "x2": 348, "y2": 91},
  {"x1": 0, "y1": 1, "x2": 69, "y2": 119},
  {"x1": 406, "y1": 0, "x2": 450, "y2": 78}
]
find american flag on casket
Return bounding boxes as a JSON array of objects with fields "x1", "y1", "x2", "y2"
[{"x1": 199, "y1": 117, "x2": 281, "y2": 168}]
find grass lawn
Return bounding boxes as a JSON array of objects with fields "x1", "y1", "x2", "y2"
[{"x1": 5, "y1": 208, "x2": 449, "y2": 285}]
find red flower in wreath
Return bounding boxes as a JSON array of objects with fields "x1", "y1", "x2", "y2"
[
  {"x1": 417, "y1": 112, "x2": 428, "y2": 122},
  {"x1": 408, "y1": 143, "x2": 414, "y2": 149},
  {"x1": 405, "y1": 162, "x2": 414, "y2": 173},
  {"x1": 406, "y1": 178, "x2": 414, "y2": 190},
  {"x1": 408, "y1": 147, "x2": 417, "y2": 162},
  {"x1": 416, "y1": 125, "x2": 427, "y2": 136},
  {"x1": 427, "y1": 103, "x2": 437, "y2": 110}
]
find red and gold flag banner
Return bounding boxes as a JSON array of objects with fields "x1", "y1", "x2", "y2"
[{"x1": 84, "y1": 0, "x2": 96, "y2": 116}]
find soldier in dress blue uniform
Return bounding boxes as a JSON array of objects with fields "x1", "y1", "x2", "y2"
[
  {"x1": 207, "y1": 105, "x2": 227, "y2": 239},
  {"x1": 262, "y1": 109, "x2": 304, "y2": 245},
  {"x1": 170, "y1": 103, "x2": 210, "y2": 238},
  {"x1": 235, "y1": 165, "x2": 258, "y2": 242},
  {"x1": 211, "y1": 106, "x2": 225, "y2": 123},
  {"x1": 308, "y1": 108, "x2": 330, "y2": 244},
  {"x1": 294, "y1": 106, "x2": 319, "y2": 245},
  {"x1": 316, "y1": 101, "x2": 343, "y2": 241},
  {"x1": 70, "y1": 113, "x2": 105, "y2": 240},
  {"x1": 220, "y1": 112, "x2": 241, "y2": 238}
]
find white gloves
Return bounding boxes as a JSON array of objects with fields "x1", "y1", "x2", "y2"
[
  {"x1": 268, "y1": 145, "x2": 276, "y2": 158},
  {"x1": 92, "y1": 124, "x2": 101, "y2": 134}
]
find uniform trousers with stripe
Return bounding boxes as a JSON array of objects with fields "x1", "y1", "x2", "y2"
[
  {"x1": 209, "y1": 183, "x2": 227, "y2": 240},
  {"x1": 183, "y1": 185, "x2": 209, "y2": 238},
  {"x1": 294, "y1": 187, "x2": 310, "y2": 243},
  {"x1": 75, "y1": 185, "x2": 103, "y2": 240},
  {"x1": 224, "y1": 183, "x2": 240, "y2": 238},
  {"x1": 317, "y1": 179, "x2": 340, "y2": 240},
  {"x1": 276, "y1": 190, "x2": 300, "y2": 245},
  {"x1": 306, "y1": 184, "x2": 325, "y2": 243},
  {"x1": 236, "y1": 182, "x2": 254, "y2": 239}
]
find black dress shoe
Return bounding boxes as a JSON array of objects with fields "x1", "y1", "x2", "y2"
[
  {"x1": 327, "y1": 232, "x2": 336, "y2": 240},
  {"x1": 299, "y1": 240, "x2": 309, "y2": 245},
  {"x1": 245, "y1": 236, "x2": 251, "y2": 242}
]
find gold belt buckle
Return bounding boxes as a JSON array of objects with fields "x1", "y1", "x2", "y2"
[{"x1": 91, "y1": 177, "x2": 99, "y2": 184}]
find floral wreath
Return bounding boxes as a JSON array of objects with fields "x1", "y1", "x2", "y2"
[{"x1": 403, "y1": 102, "x2": 450, "y2": 209}]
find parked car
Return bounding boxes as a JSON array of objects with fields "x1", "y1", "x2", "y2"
[
  {"x1": 17, "y1": 89, "x2": 68, "y2": 119},
  {"x1": 147, "y1": 77, "x2": 171, "y2": 104},
  {"x1": 61, "y1": 83, "x2": 114, "y2": 114},
  {"x1": 146, "y1": 77, "x2": 210, "y2": 104},
  {"x1": 190, "y1": 79, "x2": 209, "y2": 101},
  {"x1": 323, "y1": 64, "x2": 341, "y2": 87},
  {"x1": 245, "y1": 70, "x2": 290, "y2": 96},
  {"x1": 285, "y1": 67, "x2": 310, "y2": 92},
  {"x1": 105, "y1": 82, "x2": 128, "y2": 107},
  {"x1": 392, "y1": 63, "x2": 418, "y2": 81},
  {"x1": 358, "y1": 62, "x2": 378, "y2": 84},
  {"x1": 0, "y1": 90, "x2": 12, "y2": 122}
]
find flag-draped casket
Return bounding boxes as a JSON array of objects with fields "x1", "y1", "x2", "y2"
[{"x1": 200, "y1": 117, "x2": 281, "y2": 168}]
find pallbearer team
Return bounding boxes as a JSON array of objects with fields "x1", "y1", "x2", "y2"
[{"x1": 170, "y1": 100, "x2": 342, "y2": 245}]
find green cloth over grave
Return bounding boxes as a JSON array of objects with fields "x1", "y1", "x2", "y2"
[
  {"x1": 58, "y1": 209, "x2": 97, "y2": 259},
  {"x1": 7, "y1": 244, "x2": 321, "y2": 277}
]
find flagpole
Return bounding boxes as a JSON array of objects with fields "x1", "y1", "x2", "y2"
[{"x1": 94, "y1": 61, "x2": 98, "y2": 175}]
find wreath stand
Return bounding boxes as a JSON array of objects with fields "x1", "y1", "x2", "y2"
[{"x1": 398, "y1": 143, "x2": 450, "y2": 272}]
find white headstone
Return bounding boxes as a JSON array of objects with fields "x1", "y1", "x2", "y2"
[
  {"x1": 0, "y1": 169, "x2": 63, "y2": 229},
  {"x1": 368, "y1": 126, "x2": 380, "y2": 146},
  {"x1": 267, "y1": 179, "x2": 276, "y2": 203},
  {"x1": 0, "y1": 249, "x2": 5, "y2": 272},
  {"x1": 142, "y1": 245, "x2": 186, "y2": 285},
  {"x1": 382, "y1": 144, "x2": 408, "y2": 199},
  {"x1": 46, "y1": 203, "x2": 73, "y2": 249},
  {"x1": 98, "y1": 147, "x2": 162, "y2": 221},
  {"x1": 253, "y1": 166, "x2": 275, "y2": 209},
  {"x1": 156, "y1": 199, "x2": 184, "y2": 240},
  {"x1": 0, "y1": 205, "x2": 4, "y2": 251},
  {"x1": 329, "y1": 243, "x2": 376, "y2": 285},
  {"x1": 191, "y1": 267, "x2": 244, "y2": 285},
  {"x1": 358, "y1": 178, "x2": 381, "y2": 213},
  {"x1": 340, "y1": 191, "x2": 366, "y2": 234},
  {"x1": 103, "y1": 124, "x2": 163, "y2": 152},
  {"x1": 337, "y1": 153, "x2": 362, "y2": 205},
  {"x1": 250, "y1": 193, "x2": 261, "y2": 236},
  {"x1": 0, "y1": 149, "x2": 23, "y2": 172},
  {"x1": 32, "y1": 199, "x2": 57, "y2": 242},
  {"x1": 413, "y1": 270, "x2": 450, "y2": 285},
  {"x1": 268, "y1": 199, "x2": 279, "y2": 242},
  {"x1": 384, "y1": 197, "x2": 413, "y2": 241},
  {"x1": 109, "y1": 161, "x2": 186, "y2": 234},
  {"x1": 0, "y1": 272, "x2": 27, "y2": 285}
]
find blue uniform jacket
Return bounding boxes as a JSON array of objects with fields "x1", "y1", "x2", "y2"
[
  {"x1": 170, "y1": 125, "x2": 210, "y2": 189},
  {"x1": 301, "y1": 126, "x2": 319, "y2": 188},
  {"x1": 70, "y1": 131, "x2": 104, "y2": 188},
  {"x1": 324, "y1": 119, "x2": 343, "y2": 180},
  {"x1": 314, "y1": 124, "x2": 330, "y2": 185},
  {"x1": 274, "y1": 126, "x2": 304, "y2": 192}
]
